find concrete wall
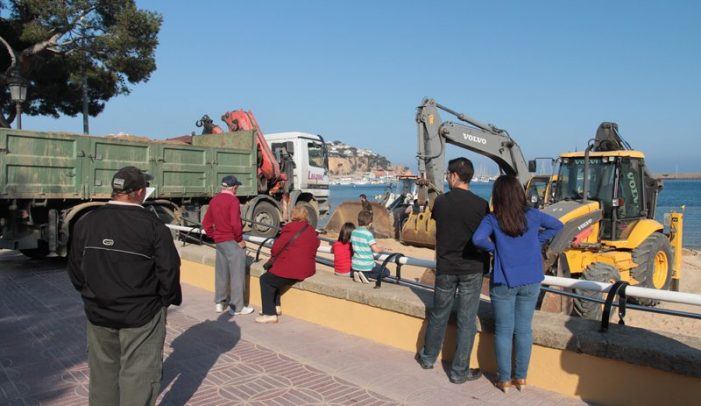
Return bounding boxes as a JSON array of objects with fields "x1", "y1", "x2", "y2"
[{"x1": 178, "y1": 244, "x2": 701, "y2": 405}]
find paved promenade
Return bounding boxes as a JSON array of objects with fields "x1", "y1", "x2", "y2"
[{"x1": 0, "y1": 250, "x2": 588, "y2": 405}]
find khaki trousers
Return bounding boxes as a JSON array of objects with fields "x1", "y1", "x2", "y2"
[{"x1": 86, "y1": 307, "x2": 166, "y2": 406}]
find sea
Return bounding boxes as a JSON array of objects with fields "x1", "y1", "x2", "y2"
[{"x1": 323, "y1": 179, "x2": 701, "y2": 249}]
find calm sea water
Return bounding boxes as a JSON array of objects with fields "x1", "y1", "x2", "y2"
[{"x1": 324, "y1": 180, "x2": 700, "y2": 248}]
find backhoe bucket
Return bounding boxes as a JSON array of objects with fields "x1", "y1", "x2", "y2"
[
  {"x1": 400, "y1": 208, "x2": 436, "y2": 248},
  {"x1": 324, "y1": 201, "x2": 394, "y2": 238}
]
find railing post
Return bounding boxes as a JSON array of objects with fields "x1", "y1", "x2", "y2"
[
  {"x1": 255, "y1": 236, "x2": 276, "y2": 263},
  {"x1": 375, "y1": 253, "x2": 403, "y2": 289},
  {"x1": 600, "y1": 281, "x2": 629, "y2": 332}
]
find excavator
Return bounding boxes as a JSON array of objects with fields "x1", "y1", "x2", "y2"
[
  {"x1": 408, "y1": 98, "x2": 683, "y2": 319},
  {"x1": 403, "y1": 98, "x2": 535, "y2": 247}
]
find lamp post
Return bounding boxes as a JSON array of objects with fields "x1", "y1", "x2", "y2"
[{"x1": 7, "y1": 72, "x2": 27, "y2": 130}]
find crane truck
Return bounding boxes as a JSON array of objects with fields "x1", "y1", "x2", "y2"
[
  {"x1": 0, "y1": 112, "x2": 330, "y2": 258},
  {"x1": 409, "y1": 98, "x2": 683, "y2": 319}
]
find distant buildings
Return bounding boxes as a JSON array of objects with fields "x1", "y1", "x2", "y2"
[{"x1": 326, "y1": 141, "x2": 410, "y2": 181}]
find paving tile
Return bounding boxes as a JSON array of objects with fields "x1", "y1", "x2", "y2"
[{"x1": 1, "y1": 250, "x2": 588, "y2": 405}]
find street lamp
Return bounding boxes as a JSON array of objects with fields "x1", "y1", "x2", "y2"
[{"x1": 7, "y1": 72, "x2": 27, "y2": 129}]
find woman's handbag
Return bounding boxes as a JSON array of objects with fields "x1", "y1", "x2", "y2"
[{"x1": 263, "y1": 224, "x2": 309, "y2": 271}]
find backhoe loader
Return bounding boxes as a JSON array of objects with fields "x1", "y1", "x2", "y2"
[{"x1": 409, "y1": 98, "x2": 683, "y2": 319}]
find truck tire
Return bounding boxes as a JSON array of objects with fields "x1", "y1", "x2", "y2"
[
  {"x1": 629, "y1": 233, "x2": 673, "y2": 306},
  {"x1": 251, "y1": 201, "x2": 280, "y2": 239},
  {"x1": 573, "y1": 262, "x2": 621, "y2": 320},
  {"x1": 20, "y1": 240, "x2": 50, "y2": 259},
  {"x1": 147, "y1": 205, "x2": 180, "y2": 239},
  {"x1": 295, "y1": 201, "x2": 318, "y2": 229}
]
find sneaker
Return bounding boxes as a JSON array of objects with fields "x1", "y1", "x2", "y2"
[
  {"x1": 229, "y1": 305, "x2": 255, "y2": 316},
  {"x1": 255, "y1": 315, "x2": 278, "y2": 324},
  {"x1": 258, "y1": 306, "x2": 282, "y2": 316},
  {"x1": 358, "y1": 272, "x2": 370, "y2": 284},
  {"x1": 215, "y1": 303, "x2": 225, "y2": 313},
  {"x1": 352, "y1": 271, "x2": 362, "y2": 283}
]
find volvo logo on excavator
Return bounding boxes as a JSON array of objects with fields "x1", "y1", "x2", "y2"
[
  {"x1": 577, "y1": 218, "x2": 594, "y2": 231},
  {"x1": 462, "y1": 133, "x2": 487, "y2": 144}
]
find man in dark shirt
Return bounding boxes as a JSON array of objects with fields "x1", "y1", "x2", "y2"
[
  {"x1": 68, "y1": 166, "x2": 182, "y2": 405},
  {"x1": 416, "y1": 157, "x2": 489, "y2": 384},
  {"x1": 359, "y1": 193, "x2": 372, "y2": 213}
]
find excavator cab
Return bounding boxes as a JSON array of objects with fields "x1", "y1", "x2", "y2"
[{"x1": 555, "y1": 153, "x2": 655, "y2": 241}]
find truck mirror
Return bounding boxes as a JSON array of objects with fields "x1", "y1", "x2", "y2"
[
  {"x1": 528, "y1": 160, "x2": 537, "y2": 172},
  {"x1": 285, "y1": 141, "x2": 294, "y2": 155}
]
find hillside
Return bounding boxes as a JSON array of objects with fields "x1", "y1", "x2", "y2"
[{"x1": 326, "y1": 140, "x2": 410, "y2": 176}]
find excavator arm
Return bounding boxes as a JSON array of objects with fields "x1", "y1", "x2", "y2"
[
  {"x1": 400, "y1": 98, "x2": 534, "y2": 247},
  {"x1": 416, "y1": 98, "x2": 533, "y2": 205}
]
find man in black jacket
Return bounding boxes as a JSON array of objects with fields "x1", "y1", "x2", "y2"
[{"x1": 68, "y1": 166, "x2": 182, "y2": 405}]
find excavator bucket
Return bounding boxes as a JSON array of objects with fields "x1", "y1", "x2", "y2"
[
  {"x1": 400, "y1": 207, "x2": 436, "y2": 248},
  {"x1": 324, "y1": 201, "x2": 394, "y2": 238}
]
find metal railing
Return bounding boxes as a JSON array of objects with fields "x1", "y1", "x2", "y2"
[{"x1": 167, "y1": 224, "x2": 701, "y2": 329}]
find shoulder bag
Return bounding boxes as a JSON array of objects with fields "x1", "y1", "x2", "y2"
[{"x1": 263, "y1": 223, "x2": 310, "y2": 271}]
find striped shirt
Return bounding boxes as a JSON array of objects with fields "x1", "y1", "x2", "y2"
[{"x1": 351, "y1": 227, "x2": 376, "y2": 271}]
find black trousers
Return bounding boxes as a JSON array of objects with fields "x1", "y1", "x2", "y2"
[{"x1": 259, "y1": 272, "x2": 297, "y2": 315}]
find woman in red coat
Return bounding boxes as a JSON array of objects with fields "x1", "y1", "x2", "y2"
[{"x1": 256, "y1": 205, "x2": 320, "y2": 323}]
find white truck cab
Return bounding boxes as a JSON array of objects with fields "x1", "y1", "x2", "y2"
[{"x1": 265, "y1": 132, "x2": 330, "y2": 216}]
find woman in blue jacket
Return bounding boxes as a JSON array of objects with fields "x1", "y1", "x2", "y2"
[{"x1": 472, "y1": 175, "x2": 563, "y2": 393}]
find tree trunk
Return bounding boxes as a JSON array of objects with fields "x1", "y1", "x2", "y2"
[
  {"x1": 0, "y1": 110, "x2": 17, "y2": 128},
  {"x1": 81, "y1": 63, "x2": 89, "y2": 134}
]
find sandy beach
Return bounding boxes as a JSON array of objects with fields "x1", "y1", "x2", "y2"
[{"x1": 316, "y1": 239, "x2": 701, "y2": 338}]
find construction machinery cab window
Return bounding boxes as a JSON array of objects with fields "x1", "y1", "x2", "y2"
[
  {"x1": 557, "y1": 156, "x2": 646, "y2": 240},
  {"x1": 307, "y1": 142, "x2": 325, "y2": 168},
  {"x1": 526, "y1": 177, "x2": 549, "y2": 207},
  {"x1": 617, "y1": 158, "x2": 645, "y2": 220},
  {"x1": 556, "y1": 157, "x2": 616, "y2": 204}
]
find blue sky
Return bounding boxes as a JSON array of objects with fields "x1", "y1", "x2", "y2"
[{"x1": 29, "y1": 0, "x2": 701, "y2": 173}]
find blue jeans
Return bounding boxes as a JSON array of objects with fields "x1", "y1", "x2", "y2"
[
  {"x1": 418, "y1": 272, "x2": 483, "y2": 380},
  {"x1": 353, "y1": 264, "x2": 390, "y2": 280},
  {"x1": 490, "y1": 282, "x2": 541, "y2": 381}
]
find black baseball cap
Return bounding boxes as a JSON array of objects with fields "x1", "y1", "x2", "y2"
[
  {"x1": 222, "y1": 175, "x2": 242, "y2": 187},
  {"x1": 112, "y1": 166, "x2": 153, "y2": 193}
]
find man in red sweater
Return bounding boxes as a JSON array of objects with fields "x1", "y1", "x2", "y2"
[{"x1": 202, "y1": 176, "x2": 255, "y2": 316}]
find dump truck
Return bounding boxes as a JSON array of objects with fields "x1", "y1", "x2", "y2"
[
  {"x1": 0, "y1": 126, "x2": 330, "y2": 258},
  {"x1": 411, "y1": 98, "x2": 683, "y2": 319}
]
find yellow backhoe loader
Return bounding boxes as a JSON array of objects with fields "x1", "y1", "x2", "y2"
[{"x1": 409, "y1": 98, "x2": 683, "y2": 319}]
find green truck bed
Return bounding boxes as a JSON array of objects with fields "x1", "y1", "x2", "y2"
[{"x1": 0, "y1": 129, "x2": 257, "y2": 200}]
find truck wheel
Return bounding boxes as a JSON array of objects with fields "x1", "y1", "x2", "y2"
[
  {"x1": 147, "y1": 205, "x2": 181, "y2": 239},
  {"x1": 573, "y1": 262, "x2": 621, "y2": 320},
  {"x1": 20, "y1": 240, "x2": 50, "y2": 260},
  {"x1": 295, "y1": 202, "x2": 318, "y2": 229},
  {"x1": 629, "y1": 233, "x2": 673, "y2": 306},
  {"x1": 251, "y1": 201, "x2": 280, "y2": 239}
]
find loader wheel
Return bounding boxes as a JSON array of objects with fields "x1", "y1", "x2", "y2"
[
  {"x1": 573, "y1": 262, "x2": 621, "y2": 320},
  {"x1": 295, "y1": 201, "x2": 318, "y2": 229},
  {"x1": 629, "y1": 233, "x2": 673, "y2": 306},
  {"x1": 251, "y1": 201, "x2": 280, "y2": 239}
]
